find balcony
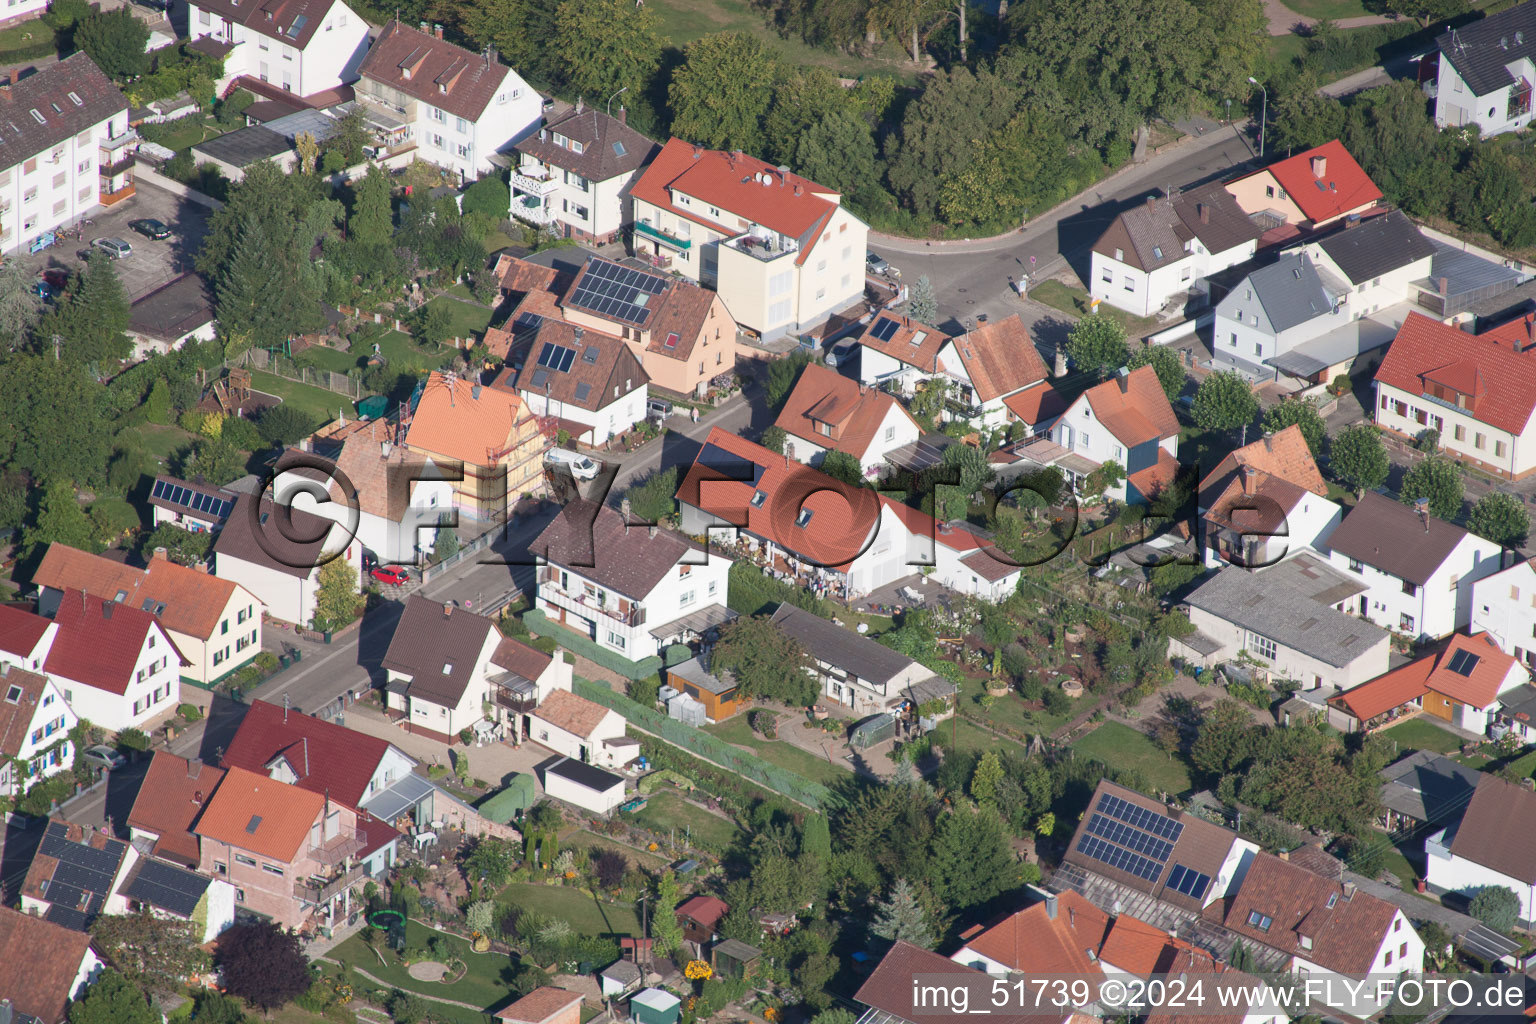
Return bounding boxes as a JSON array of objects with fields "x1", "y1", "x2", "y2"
[
  {"x1": 726, "y1": 231, "x2": 798, "y2": 262},
  {"x1": 538, "y1": 573, "x2": 645, "y2": 627},
  {"x1": 99, "y1": 130, "x2": 137, "y2": 159},
  {"x1": 512, "y1": 192, "x2": 553, "y2": 226},
  {"x1": 99, "y1": 153, "x2": 135, "y2": 176},
  {"x1": 295, "y1": 865, "x2": 364, "y2": 905},
  {"x1": 634, "y1": 219, "x2": 691, "y2": 251},
  {"x1": 495, "y1": 680, "x2": 538, "y2": 713},
  {"x1": 99, "y1": 182, "x2": 135, "y2": 205},
  {"x1": 511, "y1": 171, "x2": 558, "y2": 197},
  {"x1": 308, "y1": 827, "x2": 365, "y2": 866}
]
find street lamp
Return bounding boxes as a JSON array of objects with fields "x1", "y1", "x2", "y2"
[
  {"x1": 1247, "y1": 76, "x2": 1267, "y2": 159},
  {"x1": 606, "y1": 86, "x2": 629, "y2": 117}
]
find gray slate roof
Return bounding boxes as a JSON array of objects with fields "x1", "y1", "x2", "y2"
[
  {"x1": 532, "y1": 500, "x2": 702, "y2": 601},
  {"x1": 768, "y1": 603, "x2": 916, "y2": 686},
  {"x1": 1247, "y1": 252, "x2": 1340, "y2": 334},
  {"x1": 1099, "y1": 182, "x2": 1262, "y2": 273},
  {"x1": 1184, "y1": 556, "x2": 1385, "y2": 668},
  {"x1": 193, "y1": 124, "x2": 291, "y2": 168},
  {"x1": 0, "y1": 55, "x2": 127, "y2": 173},
  {"x1": 1315, "y1": 210, "x2": 1437, "y2": 285},
  {"x1": 516, "y1": 103, "x2": 659, "y2": 182},
  {"x1": 1378, "y1": 750, "x2": 1480, "y2": 825},
  {"x1": 380, "y1": 594, "x2": 498, "y2": 707},
  {"x1": 1325, "y1": 491, "x2": 1471, "y2": 585},
  {"x1": 1437, "y1": 2, "x2": 1536, "y2": 96}
]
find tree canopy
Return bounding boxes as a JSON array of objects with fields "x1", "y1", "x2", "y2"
[
  {"x1": 1127, "y1": 343, "x2": 1184, "y2": 402},
  {"x1": 215, "y1": 920, "x2": 312, "y2": 1010},
  {"x1": 710, "y1": 615, "x2": 814, "y2": 705},
  {"x1": 1191, "y1": 371, "x2": 1258, "y2": 435},
  {"x1": 1065, "y1": 315, "x2": 1128, "y2": 380},
  {"x1": 1468, "y1": 491, "x2": 1530, "y2": 548},
  {"x1": 1261, "y1": 400, "x2": 1325, "y2": 457},
  {"x1": 1400, "y1": 456, "x2": 1463, "y2": 520},
  {"x1": 1329, "y1": 425, "x2": 1389, "y2": 495}
]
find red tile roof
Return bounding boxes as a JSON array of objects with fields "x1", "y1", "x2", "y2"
[
  {"x1": 222, "y1": 699, "x2": 400, "y2": 810},
  {"x1": 1198, "y1": 425, "x2": 1327, "y2": 507},
  {"x1": 948, "y1": 314, "x2": 1049, "y2": 402},
  {"x1": 857, "y1": 941, "x2": 1048, "y2": 1024},
  {"x1": 1004, "y1": 382, "x2": 1070, "y2": 427},
  {"x1": 1217, "y1": 851, "x2": 1400, "y2": 975},
  {"x1": 532, "y1": 688, "x2": 614, "y2": 740},
  {"x1": 774, "y1": 363, "x2": 917, "y2": 461},
  {"x1": 127, "y1": 751, "x2": 227, "y2": 867},
  {"x1": 1252, "y1": 140, "x2": 1382, "y2": 224},
  {"x1": 0, "y1": 668, "x2": 50, "y2": 759},
  {"x1": 34, "y1": 542, "x2": 244, "y2": 640},
  {"x1": 1331, "y1": 632, "x2": 1522, "y2": 721},
  {"x1": 1097, "y1": 914, "x2": 1177, "y2": 975},
  {"x1": 630, "y1": 139, "x2": 844, "y2": 267},
  {"x1": 676, "y1": 894, "x2": 729, "y2": 929},
  {"x1": 676, "y1": 427, "x2": 882, "y2": 572},
  {"x1": 856, "y1": 313, "x2": 949, "y2": 372},
  {"x1": 1128, "y1": 449, "x2": 1180, "y2": 501},
  {"x1": 492, "y1": 635, "x2": 554, "y2": 683},
  {"x1": 496, "y1": 986, "x2": 584, "y2": 1023},
  {"x1": 45, "y1": 588, "x2": 188, "y2": 695},
  {"x1": 1081, "y1": 365, "x2": 1180, "y2": 447},
  {"x1": 0, "y1": 904, "x2": 95, "y2": 1024},
  {"x1": 357, "y1": 20, "x2": 515, "y2": 123},
  {"x1": 0, "y1": 604, "x2": 54, "y2": 660},
  {"x1": 194, "y1": 765, "x2": 326, "y2": 863},
  {"x1": 1375, "y1": 311, "x2": 1536, "y2": 436},
  {"x1": 959, "y1": 891, "x2": 1111, "y2": 975}
]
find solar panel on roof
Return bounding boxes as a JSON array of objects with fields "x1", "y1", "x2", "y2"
[
  {"x1": 537, "y1": 343, "x2": 576, "y2": 372},
  {"x1": 1083, "y1": 814, "x2": 1174, "y2": 861},
  {"x1": 568, "y1": 258, "x2": 669, "y2": 327},
  {"x1": 869, "y1": 317, "x2": 900, "y2": 342},
  {"x1": 1447, "y1": 649, "x2": 1481, "y2": 676},
  {"x1": 1166, "y1": 863, "x2": 1212, "y2": 900},
  {"x1": 1076, "y1": 834, "x2": 1165, "y2": 884},
  {"x1": 123, "y1": 859, "x2": 209, "y2": 918},
  {"x1": 1097, "y1": 792, "x2": 1185, "y2": 842}
]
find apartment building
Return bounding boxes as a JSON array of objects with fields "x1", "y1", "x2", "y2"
[
  {"x1": 187, "y1": 0, "x2": 369, "y2": 99},
  {"x1": 512, "y1": 101, "x2": 659, "y2": 242}
]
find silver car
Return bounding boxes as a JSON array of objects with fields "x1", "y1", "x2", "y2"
[{"x1": 91, "y1": 237, "x2": 133, "y2": 259}]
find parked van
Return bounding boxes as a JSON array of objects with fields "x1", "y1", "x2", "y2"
[{"x1": 545, "y1": 448, "x2": 599, "y2": 480}]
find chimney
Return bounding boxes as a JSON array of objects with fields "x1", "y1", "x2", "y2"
[
  {"x1": 1117, "y1": 365, "x2": 1130, "y2": 393},
  {"x1": 1415, "y1": 496, "x2": 1430, "y2": 533},
  {"x1": 192, "y1": 790, "x2": 204, "y2": 805},
  {"x1": 187, "y1": 757, "x2": 202, "y2": 780},
  {"x1": 649, "y1": 525, "x2": 657, "y2": 539},
  {"x1": 418, "y1": 19, "x2": 428, "y2": 31},
  {"x1": 444, "y1": 602, "x2": 453, "y2": 616},
  {"x1": 1342, "y1": 881, "x2": 1357, "y2": 901},
  {"x1": 1438, "y1": 276, "x2": 1449, "y2": 297},
  {"x1": 1054, "y1": 343, "x2": 1067, "y2": 377},
  {"x1": 381, "y1": 440, "x2": 392, "y2": 459},
  {"x1": 1145, "y1": 195, "x2": 1156, "y2": 212},
  {"x1": 153, "y1": 545, "x2": 169, "y2": 562},
  {"x1": 1045, "y1": 894, "x2": 1058, "y2": 920},
  {"x1": 472, "y1": 384, "x2": 483, "y2": 400},
  {"x1": 1068, "y1": 907, "x2": 1076, "y2": 928},
  {"x1": 433, "y1": 22, "x2": 443, "y2": 38},
  {"x1": 1527, "y1": 313, "x2": 1535, "y2": 350},
  {"x1": 101, "y1": 601, "x2": 113, "y2": 620},
  {"x1": 574, "y1": 326, "x2": 584, "y2": 341},
  {"x1": 0, "y1": 74, "x2": 10, "y2": 98},
  {"x1": 1311, "y1": 154, "x2": 1327, "y2": 178},
  {"x1": 1278, "y1": 848, "x2": 1290, "y2": 861},
  {"x1": 575, "y1": 97, "x2": 584, "y2": 114},
  {"x1": 1198, "y1": 202, "x2": 1209, "y2": 224},
  {"x1": 618, "y1": 105, "x2": 626, "y2": 125}
]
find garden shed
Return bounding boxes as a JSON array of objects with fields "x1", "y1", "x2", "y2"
[
  {"x1": 478, "y1": 773, "x2": 538, "y2": 823},
  {"x1": 629, "y1": 988, "x2": 681, "y2": 1024},
  {"x1": 711, "y1": 938, "x2": 763, "y2": 980},
  {"x1": 850, "y1": 712, "x2": 895, "y2": 749}
]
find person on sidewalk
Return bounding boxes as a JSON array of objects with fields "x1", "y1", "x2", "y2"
[{"x1": 690, "y1": 406, "x2": 699, "y2": 423}]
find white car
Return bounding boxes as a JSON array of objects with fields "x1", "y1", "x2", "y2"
[{"x1": 545, "y1": 448, "x2": 598, "y2": 480}]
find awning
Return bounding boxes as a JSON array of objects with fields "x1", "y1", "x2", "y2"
[
  {"x1": 1461, "y1": 923, "x2": 1520, "y2": 964},
  {"x1": 361, "y1": 772, "x2": 436, "y2": 822},
  {"x1": 1266, "y1": 316, "x2": 1397, "y2": 378},
  {"x1": 648, "y1": 603, "x2": 738, "y2": 640}
]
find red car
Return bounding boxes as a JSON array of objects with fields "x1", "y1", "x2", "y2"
[{"x1": 370, "y1": 565, "x2": 411, "y2": 586}]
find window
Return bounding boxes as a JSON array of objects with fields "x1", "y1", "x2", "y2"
[
  {"x1": 199, "y1": 8, "x2": 210, "y2": 22},
  {"x1": 455, "y1": 116, "x2": 468, "y2": 133},
  {"x1": 1098, "y1": 266, "x2": 1114, "y2": 281},
  {"x1": 1265, "y1": 185, "x2": 1275, "y2": 198},
  {"x1": 606, "y1": 631, "x2": 626, "y2": 650},
  {"x1": 1475, "y1": 432, "x2": 1486, "y2": 450},
  {"x1": 708, "y1": 579, "x2": 717, "y2": 596},
  {"x1": 1123, "y1": 276, "x2": 1134, "y2": 293},
  {"x1": 221, "y1": 620, "x2": 229, "y2": 635},
  {"x1": 1300, "y1": 936, "x2": 1313, "y2": 951},
  {"x1": 1399, "y1": 943, "x2": 1407, "y2": 958},
  {"x1": 885, "y1": 426, "x2": 896, "y2": 442},
  {"x1": 263, "y1": 863, "x2": 285, "y2": 876},
  {"x1": 1229, "y1": 333, "x2": 1237, "y2": 347},
  {"x1": 1400, "y1": 613, "x2": 1416, "y2": 633},
  {"x1": 1247, "y1": 631, "x2": 1278, "y2": 661},
  {"x1": 22, "y1": 158, "x2": 35, "y2": 174},
  {"x1": 1384, "y1": 950, "x2": 1393, "y2": 966},
  {"x1": 1401, "y1": 580, "x2": 1419, "y2": 597},
  {"x1": 1247, "y1": 911, "x2": 1273, "y2": 932},
  {"x1": 1113, "y1": 445, "x2": 1123, "y2": 459},
  {"x1": 213, "y1": 649, "x2": 225, "y2": 666},
  {"x1": 1455, "y1": 424, "x2": 1466, "y2": 442},
  {"x1": 1496, "y1": 439, "x2": 1507, "y2": 458},
  {"x1": 1114, "y1": 248, "x2": 1123, "y2": 261},
  {"x1": 235, "y1": 853, "x2": 257, "y2": 867},
  {"x1": 679, "y1": 589, "x2": 695, "y2": 607}
]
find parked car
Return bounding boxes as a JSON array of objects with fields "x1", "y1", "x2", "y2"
[
  {"x1": 866, "y1": 251, "x2": 890, "y2": 275},
  {"x1": 82, "y1": 745, "x2": 126, "y2": 771},
  {"x1": 647, "y1": 397, "x2": 674, "y2": 422},
  {"x1": 39, "y1": 268, "x2": 68, "y2": 291},
  {"x1": 130, "y1": 218, "x2": 171, "y2": 240},
  {"x1": 369, "y1": 565, "x2": 411, "y2": 586},
  {"x1": 545, "y1": 448, "x2": 598, "y2": 481},
  {"x1": 91, "y1": 237, "x2": 133, "y2": 259}
]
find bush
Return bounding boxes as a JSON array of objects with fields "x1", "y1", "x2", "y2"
[
  {"x1": 177, "y1": 703, "x2": 203, "y2": 721},
  {"x1": 1041, "y1": 686, "x2": 1071, "y2": 715},
  {"x1": 1469, "y1": 885, "x2": 1520, "y2": 934},
  {"x1": 116, "y1": 727, "x2": 150, "y2": 751},
  {"x1": 522, "y1": 609, "x2": 662, "y2": 679}
]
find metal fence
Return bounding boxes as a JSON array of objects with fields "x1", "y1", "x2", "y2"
[
  {"x1": 234, "y1": 349, "x2": 362, "y2": 398},
  {"x1": 573, "y1": 678, "x2": 834, "y2": 809}
]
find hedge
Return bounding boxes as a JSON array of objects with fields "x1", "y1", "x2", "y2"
[
  {"x1": 726, "y1": 561, "x2": 835, "y2": 618},
  {"x1": 574, "y1": 676, "x2": 834, "y2": 809},
  {"x1": 521, "y1": 609, "x2": 662, "y2": 680},
  {"x1": 0, "y1": 36, "x2": 60, "y2": 64}
]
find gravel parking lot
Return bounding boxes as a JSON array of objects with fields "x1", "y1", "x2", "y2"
[{"x1": 22, "y1": 178, "x2": 212, "y2": 302}]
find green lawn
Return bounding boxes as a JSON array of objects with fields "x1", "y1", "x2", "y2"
[
  {"x1": 1072, "y1": 721, "x2": 1193, "y2": 796},
  {"x1": 621, "y1": 789, "x2": 745, "y2": 853},
  {"x1": 429, "y1": 296, "x2": 495, "y2": 341},
  {"x1": 328, "y1": 919, "x2": 506, "y2": 1015},
  {"x1": 647, "y1": 0, "x2": 916, "y2": 82},
  {"x1": 1379, "y1": 717, "x2": 1465, "y2": 756},
  {"x1": 1281, "y1": 0, "x2": 1373, "y2": 19},
  {"x1": 941, "y1": 714, "x2": 1031, "y2": 759},
  {"x1": 0, "y1": 18, "x2": 54, "y2": 57},
  {"x1": 352, "y1": 328, "x2": 455, "y2": 372},
  {"x1": 1029, "y1": 279, "x2": 1161, "y2": 337},
  {"x1": 565, "y1": 829, "x2": 669, "y2": 870},
  {"x1": 957, "y1": 674, "x2": 1073, "y2": 738},
  {"x1": 152, "y1": 117, "x2": 227, "y2": 154},
  {"x1": 249, "y1": 369, "x2": 358, "y2": 422},
  {"x1": 297, "y1": 344, "x2": 358, "y2": 374},
  {"x1": 703, "y1": 715, "x2": 854, "y2": 786},
  {"x1": 126, "y1": 422, "x2": 199, "y2": 464},
  {"x1": 500, "y1": 882, "x2": 642, "y2": 936}
]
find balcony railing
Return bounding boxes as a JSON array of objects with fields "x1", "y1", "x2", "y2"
[
  {"x1": 726, "y1": 232, "x2": 798, "y2": 262},
  {"x1": 511, "y1": 171, "x2": 558, "y2": 196},
  {"x1": 99, "y1": 131, "x2": 137, "y2": 156},
  {"x1": 634, "y1": 219, "x2": 691, "y2": 251},
  {"x1": 308, "y1": 827, "x2": 365, "y2": 866},
  {"x1": 294, "y1": 864, "x2": 364, "y2": 905},
  {"x1": 100, "y1": 154, "x2": 135, "y2": 176},
  {"x1": 99, "y1": 182, "x2": 135, "y2": 205},
  {"x1": 538, "y1": 576, "x2": 645, "y2": 627},
  {"x1": 495, "y1": 684, "x2": 538, "y2": 713}
]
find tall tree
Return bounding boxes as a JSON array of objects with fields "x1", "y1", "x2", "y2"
[
  {"x1": 0, "y1": 256, "x2": 42, "y2": 345},
  {"x1": 42, "y1": 254, "x2": 134, "y2": 367},
  {"x1": 1260, "y1": 400, "x2": 1325, "y2": 456},
  {"x1": 23, "y1": 478, "x2": 99, "y2": 556},
  {"x1": 1128, "y1": 342, "x2": 1184, "y2": 402},
  {"x1": 1191, "y1": 371, "x2": 1258, "y2": 438},
  {"x1": 651, "y1": 870, "x2": 685, "y2": 956},
  {"x1": 0, "y1": 355, "x2": 113, "y2": 485},
  {"x1": 907, "y1": 275, "x2": 938, "y2": 324},
  {"x1": 349, "y1": 165, "x2": 394, "y2": 247},
  {"x1": 1329, "y1": 424, "x2": 1389, "y2": 495},
  {"x1": 311, "y1": 557, "x2": 358, "y2": 631},
  {"x1": 215, "y1": 920, "x2": 311, "y2": 1011},
  {"x1": 926, "y1": 807, "x2": 1015, "y2": 913},
  {"x1": 459, "y1": 0, "x2": 563, "y2": 86},
  {"x1": 1190, "y1": 698, "x2": 1253, "y2": 777},
  {"x1": 969, "y1": 751, "x2": 1004, "y2": 806},
  {"x1": 668, "y1": 33, "x2": 779, "y2": 153},
  {"x1": 1468, "y1": 491, "x2": 1530, "y2": 548},
  {"x1": 67, "y1": 969, "x2": 157, "y2": 1024},
  {"x1": 554, "y1": 0, "x2": 662, "y2": 106},
  {"x1": 75, "y1": 8, "x2": 150, "y2": 79},
  {"x1": 711, "y1": 616, "x2": 814, "y2": 705},
  {"x1": 886, "y1": 66, "x2": 1023, "y2": 221},
  {"x1": 91, "y1": 911, "x2": 210, "y2": 996},
  {"x1": 1400, "y1": 456, "x2": 1464, "y2": 520},
  {"x1": 216, "y1": 210, "x2": 321, "y2": 358},
  {"x1": 1065, "y1": 315, "x2": 1128, "y2": 380},
  {"x1": 800, "y1": 811, "x2": 832, "y2": 863},
  {"x1": 793, "y1": 108, "x2": 883, "y2": 207},
  {"x1": 871, "y1": 878, "x2": 934, "y2": 948}
]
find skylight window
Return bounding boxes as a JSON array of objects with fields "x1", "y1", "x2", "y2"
[
  {"x1": 29, "y1": 109, "x2": 44, "y2": 124},
  {"x1": 795, "y1": 508, "x2": 814, "y2": 528},
  {"x1": 749, "y1": 490, "x2": 767, "y2": 509},
  {"x1": 1247, "y1": 911, "x2": 1272, "y2": 932},
  {"x1": 1152, "y1": 246, "x2": 1163, "y2": 260},
  {"x1": 67, "y1": 92, "x2": 82, "y2": 106},
  {"x1": 613, "y1": 140, "x2": 627, "y2": 158},
  {"x1": 246, "y1": 815, "x2": 263, "y2": 833},
  {"x1": 442, "y1": 661, "x2": 454, "y2": 674},
  {"x1": 4, "y1": 685, "x2": 20, "y2": 703},
  {"x1": 1325, "y1": 892, "x2": 1338, "y2": 909}
]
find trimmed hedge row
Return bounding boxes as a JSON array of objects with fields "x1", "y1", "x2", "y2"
[{"x1": 522, "y1": 609, "x2": 662, "y2": 680}]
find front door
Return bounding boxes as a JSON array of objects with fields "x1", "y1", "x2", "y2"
[
  {"x1": 1359, "y1": 596, "x2": 1368, "y2": 616},
  {"x1": 579, "y1": 744, "x2": 590, "y2": 763}
]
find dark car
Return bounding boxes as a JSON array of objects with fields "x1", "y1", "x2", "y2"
[
  {"x1": 370, "y1": 565, "x2": 411, "y2": 586},
  {"x1": 130, "y1": 218, "x2": 171, "y2": 240}
]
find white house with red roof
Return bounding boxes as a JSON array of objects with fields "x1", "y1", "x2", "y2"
[
  {"x1": 1329, "y1": 631, "x2": 1529, "y2": 734},
  {"x1": 1197, "y1": 425, "x2": 1340, "y2": 569},
  {"x1": 0, "y1": 667, "x2": 77, "y2": 798},
  {"x1": 0, "y1": 594, "x2": 184, "y2": 733},
  {"x1": 187, "y1": 0, "x2": 370, "y2": 100},
  {"x1": 773, "y1": 362, "x2": 920, "y2": 476},
  {"x1": 933, "y1": 314, "x2": 1052, "y2": 428},
  {"x1": 1225, "y1": 140, "x2": 1383, "y2": 233},
  {"x1": 1472, "y1": 557, "x2": 1536, "y2": 670},
  {"x1": 1052, "y1": 365, "x2": 1180, "y2": 503},
  {"x1": 628, "y1": 138, "x2": 868, "y2": 340},
  {"x1": 1374, "y1": 311, "x2": 1536, "y2": 480}
]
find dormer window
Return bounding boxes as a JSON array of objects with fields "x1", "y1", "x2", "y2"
[{"x1": 1300, "y1": 935, "x2": 1313, "y2": 951}]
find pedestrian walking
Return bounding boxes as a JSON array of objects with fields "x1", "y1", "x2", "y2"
[{"x1": 690, "y1": 406, "x2": 698, "y2": 423}]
